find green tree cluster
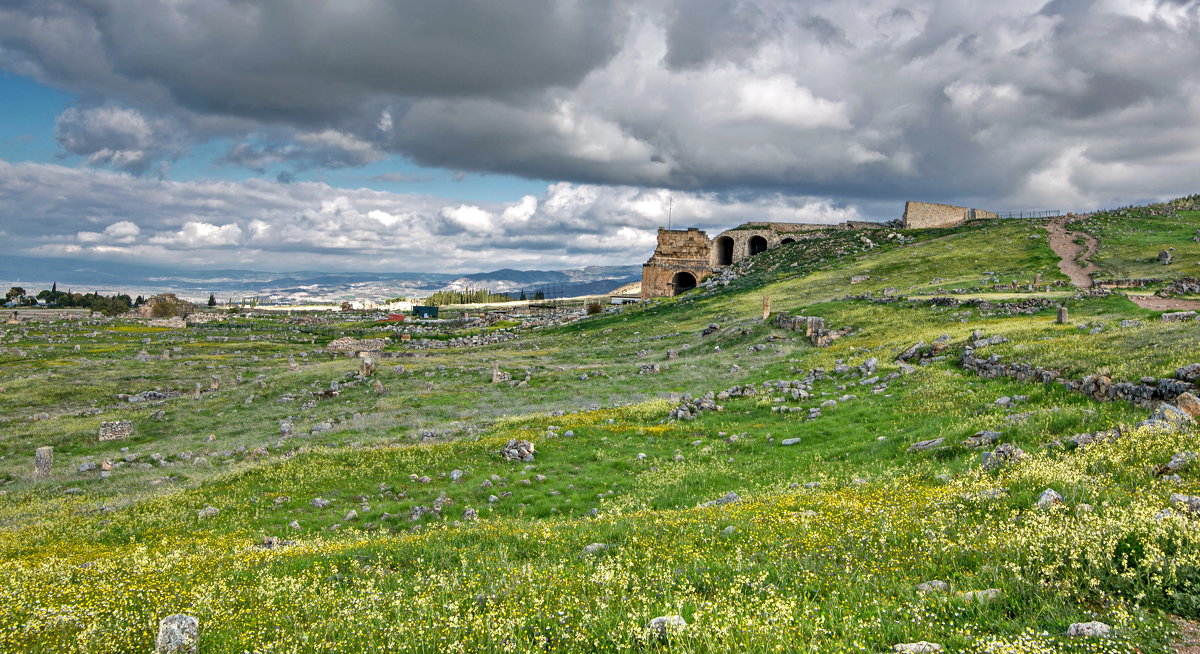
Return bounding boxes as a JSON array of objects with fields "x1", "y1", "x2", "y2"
[
  {"x1": 424, "y1": 288, "x2": 514, "y2": 306},
  {"x1": 5, "y1": 287, "x2": 34, "y2": 306},
  {"x1": 33, "y1": 287, "x2": 132, "y2": 316}
]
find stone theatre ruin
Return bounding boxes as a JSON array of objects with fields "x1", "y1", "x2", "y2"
[{"x1": 639, "y1": 201, "x2": 998, "y2": 299}]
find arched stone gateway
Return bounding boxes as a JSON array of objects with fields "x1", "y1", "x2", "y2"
[
  {"x1": 748, "y1": 235, "x2": 768, "y2": 256},
  {"x1": 640, "y1": 228, "x2": 714, "y2": 299},
  {"x1": 672, "y1": 271, "x2": 697, "y2": 294},
  {"x1": 714, "y1": 236, "x2": 734, "y2": 266},
  {"x1": 780, "y1": 237, "x2": 796, "y2": 244}
]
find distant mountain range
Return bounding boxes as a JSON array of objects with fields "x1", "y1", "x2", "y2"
[{"x1": 0, "y1": 255, "x2": 639, "y2": 304}]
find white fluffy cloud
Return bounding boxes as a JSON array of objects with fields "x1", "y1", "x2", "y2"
[
  {"x1": 148, "y1": 221, "x2": 243, "y2": 248},
  {"x1": 77, "y1": 220, "x2": 141, "y2": 243},
  {"x1": 0, "y1": 160, "x2": 864, "y2": 272}
]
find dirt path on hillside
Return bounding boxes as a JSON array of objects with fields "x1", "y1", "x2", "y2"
[
  {"x1": 1173, "y1": 616, "x2": 1200, "y2": 654},
  {"x1": 1128, "y1": 295, "x2": 1200, "y2": 311},
  {"x1": 1044, "y1": 216, "x2": 1100, "y2": 288}
]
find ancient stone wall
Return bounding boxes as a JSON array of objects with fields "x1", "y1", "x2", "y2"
[
  {"x1": 902, "y1": 201, "x2": 998, "y2": 229},
  {"x1": 711, "y1": 223, "x2": 836, "y2": 266},
  {"x1": 902, "y1": 201, "x2": 969, "y2": 228},
  {"x1": 652, "y1": 227, "x2": 711, "y2": 258},
  {"x1": 98, "y1": 420, "x2": 134, "y2": 441}
]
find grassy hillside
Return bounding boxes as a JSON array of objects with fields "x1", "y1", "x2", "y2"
[
  {"x1": 2, "y1": 202, "x2": 1200, "y2": 653},
  {"x1": 1071, "y1": 204, "x2": 1200, "y2": 283}
]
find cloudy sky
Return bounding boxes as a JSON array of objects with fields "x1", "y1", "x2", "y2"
[{"x1": 1, "y1": 0, "x2": 1199, "y2": 273}]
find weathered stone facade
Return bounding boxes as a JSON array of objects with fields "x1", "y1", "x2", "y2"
[
  {"x1": 641, "y1": 228, "x2": 714, "y2": 299},
  {"x1": 902, "y1": 201, "x2": 998, "y2": 229},
  {"x1": 711, "y1": 222, "x2": 838, "y2": 267},
  {"x1": 641, "y1": 222, "x2": 855, "y2": 299}
]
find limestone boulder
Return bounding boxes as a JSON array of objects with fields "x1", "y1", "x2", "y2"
[
  {"x1": 1066, "y1": 621, "x2": 1111, "y2": 637},
  {"x1": 646, "y1": 615, "x2": 687, "y2": 639},
  {"x1": 155, "y1": 614, "x2": 199, "y2": 653},
  {"x1": 1175, "y1": 392, "x2": 1200, "y2": 418}
]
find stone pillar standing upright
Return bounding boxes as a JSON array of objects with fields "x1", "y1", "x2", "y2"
[
  {"x1": 1056, "y1": 306, "x2": 1069, "y2": 324},
  {"x1": 762, "y1": 297, "x2": 771, "y2": 321},
  {"x1": 34, "y1": 446, "x2": 53, "y2": 478}
]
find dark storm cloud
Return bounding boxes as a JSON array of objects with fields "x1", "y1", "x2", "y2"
[
  {"x1": 220, "y1": 130, "x2": 384, "y2": 173},
  {"x1": 2, "y1": 0, "x2": 1200, "y2": 212},
  {"x1": 54, "y1": 105, "x2": 183, "y2": 176},
  {"x1": 0, "y1": 0, "x2": 627, "y2": 120},
  {"x1": 662, "y1": 0, "x2": 777, "y2": 69}
]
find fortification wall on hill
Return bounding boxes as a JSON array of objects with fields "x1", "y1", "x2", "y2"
[{"x1": 903, "y1": 201, "x2": 998, "y2": 229}]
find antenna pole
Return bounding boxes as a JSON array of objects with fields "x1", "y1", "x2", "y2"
[{"x1": 668, "y1": 195, "x2": 673, "y2": 230}]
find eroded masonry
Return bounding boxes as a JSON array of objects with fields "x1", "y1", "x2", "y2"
[{"x1": 640, "y1": 201, "x2": 996, "y2": 298}]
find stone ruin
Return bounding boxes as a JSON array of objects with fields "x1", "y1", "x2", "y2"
[
  {"x1": 773, "y1": 313, "x2": 852, "y2": 347},
  {"x1": 131, "y1": 293, "x2": 194, "y2": 319},
  {"x1": 900, "y1": 201, "x2": 998, "y2": 229},
  {"x1": 639, "y1": 201, "x2": 996, "y2": 299},
  {"x1": 99, "y1": 420, "x2": 134, "y2": 441}
]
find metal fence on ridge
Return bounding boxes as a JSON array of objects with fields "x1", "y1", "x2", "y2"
[{"x1": 991, "y1": 209, "x2": 1062, "y2": 219}]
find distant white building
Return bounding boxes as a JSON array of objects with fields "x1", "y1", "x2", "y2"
[{"x1": 382, "y1": 300, "x2": 414, "y2": 312}]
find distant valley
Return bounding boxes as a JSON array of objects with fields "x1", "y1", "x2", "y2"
[{"x1": 0, "y1": 255, "x2": 640, "y2": 303}]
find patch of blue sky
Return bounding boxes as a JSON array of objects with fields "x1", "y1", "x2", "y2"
[{"x1": 0, "y1": 73, "x2": 74, "y2": 163}]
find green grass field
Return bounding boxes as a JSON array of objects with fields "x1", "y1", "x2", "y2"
[{"x1": 2, "y1": 200, "x2": 1200, "y2": 652}]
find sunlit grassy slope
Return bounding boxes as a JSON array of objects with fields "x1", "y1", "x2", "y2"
[
  {"x1": 1071, "y1": 206, "x2": 1200, "y2": 282},
  {"x1": 1, "y1": 203, "x2": 1199, "y2": 653}
]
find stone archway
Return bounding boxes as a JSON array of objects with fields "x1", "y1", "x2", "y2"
[
  {"x1": 714, "y1": 236, "x2": 734, "y2": 265},
  {"x1": 780, "y1": 237, "x2": 796, "y2": 245},
  {"x1": 748, "y1": 235, "x2": 768, "y2": 256},
  {"x1": 671, "y1": 271, "x2": 698, "y2": 295}
]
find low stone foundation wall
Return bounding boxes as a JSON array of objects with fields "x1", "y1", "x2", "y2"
[{"x1": 961, "y1": 349, "x2": 1197, "y2": 407}]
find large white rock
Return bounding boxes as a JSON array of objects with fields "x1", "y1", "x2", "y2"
[
  {"x1": 646, "y1": 615, "x2": 687, "y2": 638},
  {"x1": 1066, "y1": 621, "x2": 1111, "y2": 637},
  {"x1": 156, "y1": 614, "x2": 199, "y2": 653}
]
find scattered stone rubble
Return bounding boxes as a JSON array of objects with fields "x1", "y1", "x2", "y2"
[
  {"x1": 325, "y1": 337, "x2": 388, "y2": 353},
  {"x1": 1157, "y1": 277, "x2": 1200, "y2": 297},
  {"x1": 500, "y1": 439, "x2": 536, "y2": 462},
  {"x1": 404, "y1": 332, "x2": 519, "y2": 350},
  {"x1": 668, "y1": 392, "x2": 723, "y2": 420}
]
